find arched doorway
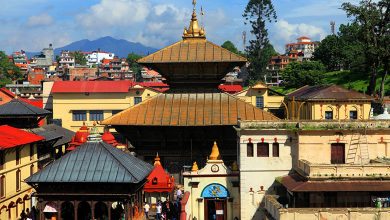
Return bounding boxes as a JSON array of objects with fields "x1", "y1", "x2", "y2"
[
  {"x1": 77, "y1": 202, "x2": 91, "y2": 220},
  {"x1": 201, "y1": 183, "x2": 229, "y2": 220},
  {"x1": 61, "y1": 202, "x2": 74, "y2": 220},
  {"x1": 94, "y1": 202, "x2": 108, "y2": 220}
]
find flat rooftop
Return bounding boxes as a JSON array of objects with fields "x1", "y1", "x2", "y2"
[{"x1": 237, "y1": 120, "x2": 390, "y2": 130}]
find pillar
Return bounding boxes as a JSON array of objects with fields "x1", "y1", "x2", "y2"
[
  {"x1": 124, "y1": 202, "x2": 130, "y2": 220},
  {"x1": 74, "y1": 201, "x2": 78, "y2": 220},
  {"x1": 91, "y1": 201, "x2": 95, "y2": 220},
  {"x1": 107, "y1": 202, "x2": 112, "y2": 220},
  {"x1": 57, "y1": 201, "x2": 62, "y2": 220}
]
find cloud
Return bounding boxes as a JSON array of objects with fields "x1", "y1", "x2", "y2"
[
  {"x1": 270, "y1": 19, "x2": 327, "y2": 52},
  {"x1": 26, "y1": 13, "x2": 53, "y2": 27},
  {"x1": 77, "y1": 0, "x2": 150, "y2": 28}
]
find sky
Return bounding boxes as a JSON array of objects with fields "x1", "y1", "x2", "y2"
[{"x1": 0, "y1": 0, "x2": 359, "y2": 55}]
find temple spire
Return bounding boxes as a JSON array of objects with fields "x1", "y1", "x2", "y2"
[
  {"x1": 183, "y1": 0, "x2": 206, "y2": 39},
  {"x1": 154, "y1": 153, "x2": 161, "y2": 166},
  {"x1": 209, "y1": 141, "x2": 221, "y2": 160}
]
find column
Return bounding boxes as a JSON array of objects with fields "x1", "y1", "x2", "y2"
[
  {"x1": 124, "y1": 201, "x2": 129, "y2": 220},
  {"x1": 91, "y1": 201, "x2": 95, "y2": 220},
  {"x1": 39, "y1": 201, "x2": 44, "y2": 220},
  {"x1": 74, "y1": 201, "x2": 78, "y2": 220},
  {"x1": 57, "y1": 201, "x2": 62, "y2": 220}
]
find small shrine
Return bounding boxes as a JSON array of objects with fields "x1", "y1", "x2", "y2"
[
  {"x1": 66, "y1": 123, "x2": 90, "y2": 151},
  {"x1": 183, "y1": 142, "x2": 239, "y2": 220},
  {"x1": 143, "y1": 153, "x2": 175, "y2": 205}
]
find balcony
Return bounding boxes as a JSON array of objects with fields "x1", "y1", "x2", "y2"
[
  {"x1": 297, "y1": 159, "x2": 390, "y2": 179},
  {"x1": 264, "y1": 195, "x2": 390, "y2": 220}
]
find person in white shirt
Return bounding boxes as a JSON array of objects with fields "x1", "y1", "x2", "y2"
[
  {"x1": 156, "y1": 201, "x2": 162, "y2": 220},
  {"x1": 176, "y1": 189, "x2": 182, "y2": 200},
  {"x1": 144, "y1": 203, "x2": 150, "y2": 219}
]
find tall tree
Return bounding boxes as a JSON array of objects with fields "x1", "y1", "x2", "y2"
[
  {"x1": 221, "y1": 41, "x2": 240, "y2": 55},
  {"x1": 313, "y1": 35, "x2": 343, "y2": 71},
  {"x1": 342, "y1": 0, "x2": 389, "y2": 97},
  {"x1": 72, "y1": 51, "x2": 87, "y2": 65},
  {"x1": 127, "y1": 53, "x2": 143, "y2": 82},
  {"x1": 243, "y1": 0, "x2": 277, "y2": 82},
  {"x1": 0, "y1": 51, "x2": 22, "y2": 87},
  {"x1": 281, "y1": 61, "x2": 326, "y2": 89}
]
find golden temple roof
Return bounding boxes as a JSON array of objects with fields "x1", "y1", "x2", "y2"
[
  {"x1": 138, "y1": 1, "x2": 246, "y2": 64},
  {"x1": 101, "y1": 93, "x2": 279, "y2": 126}
]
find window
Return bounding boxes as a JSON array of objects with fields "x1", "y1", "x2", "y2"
[
  {"x1": 16, "y1": 148, "x2": 20, "y2": 165},
  {"x1": 256, "y1": 96, "x2": 264, "y2": 109},
  {"x1": 0, "y1": 151, "x2": 4, "y2": 170},
  {"x1": 272, "y1": 143, "x2": 280, "y2": 157},
  {"x1": 134, "y1": 97, "x2": 142, "y2": 105},
  {"x1": 16, "y1": 169, "x2": 21, "y2": 191},
  {"x1": 350, "y1": 110, "x2": 358, "y2": 120},
  {"x1": 247, "y1": 143, "x2": 254, "y2": 157},
  {"x1": 257, "y1": 143, "x2": 269, "y2": 157},
  {"x1": 331, "y1": 143, "x2": 345, "y2": 164},
  {"x1": 72, "y1": 110, "x2": 87, "y2": 121},
  {"x1": 112, "y1": 110, "x2": 122, "y2": 115},
  {"x1": 89, "y1": 110, "x2": 104, "y2": 121},
  {"x1": 30, "y1": 145, "x2": 34, "y2": 160},
  {"x1": 30, "y1": 165, "x2": 34, "y2": 176},
  {"x1": 325, "y1": 111, "x2": 333, "y2": 120},
  {"x1": 0, "y1": 176, "x2": 4, "y2": 198}
]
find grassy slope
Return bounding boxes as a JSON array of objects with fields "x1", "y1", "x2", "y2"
[{"x1": 271, "y1": 70, "x2": 390, "y2": 95}]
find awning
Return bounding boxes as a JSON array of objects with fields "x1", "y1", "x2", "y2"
[{"x1": 282, "y1": 174, "x2": 390, "y2": 192}]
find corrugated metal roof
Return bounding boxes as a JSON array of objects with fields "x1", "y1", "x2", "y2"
[
  {"x1": 0, "y1": 125, "x2": 44, "y2": 149},
  {"x1": 101, "y1": 93, "x2": 279, "y2": 126},
  {"x1": 26, "y1": 141, "x2": 153, "y2": 183},
  {"x1": 282, "y1": 174, "x2": 390, "y2": 192},
  {"x1": 0, "y1": 99, "x2": 51, "y2": 116},
  {"x1": 29, "y1": 124, "x2": 75, "y2": 147},
  {"x1": 138, "y1": 39, "x2": 247, "y2": 64},
  {"x1": 287, "y1": 85, "x2": 373, "y2": 101}
]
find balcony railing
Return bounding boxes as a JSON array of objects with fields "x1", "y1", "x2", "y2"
[
  {"x1": 264, "y1": 195, "x2": 390, "y2": 220},
  {"x1": 297, "y1": 159, "x2": 390, "y2": 179}
]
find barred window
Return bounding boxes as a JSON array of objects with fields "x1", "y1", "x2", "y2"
[
  {"x1": 134, "y1": 97, "x2": 142, "y2": 105},
  {"x1": 256, "y1": 96, "x2": 264, "y2": 109},
  {"x1": 72, "y1": 110, "x2": 87, "y2": 121},
  {"x1": 247, "y1": 143, "x2": 254, "y2": 157},
  {"x1": 257, "y1": 143, "x2": 269, "y2": 157},
  {"x1": 89, "y1": 110, "x2": 104, "y2": 121},
  {"x1": 272, "y1": 143, "x2": 280, "y2": 157}
]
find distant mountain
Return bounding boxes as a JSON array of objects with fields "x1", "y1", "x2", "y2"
[{"x1": 26, "y1": 36, "x2": 157, "y2": 58}]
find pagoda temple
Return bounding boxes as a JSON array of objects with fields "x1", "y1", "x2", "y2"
[
  {"x1": 102, "y1": 1, "x2": 278, "y2": 177},
  {"x1": 143, "y1": 153, "x2": 175, "y2": 206}
]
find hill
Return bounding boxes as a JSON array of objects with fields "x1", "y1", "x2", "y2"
[{"x1": 26, "y1": 36, "x2": 157, "y2": 58}]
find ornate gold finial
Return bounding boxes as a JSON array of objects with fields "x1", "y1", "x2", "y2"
[
  {"x1": 154, "y1": 153, "x2": 161, "y2": 166},
  {"x1": 191, "y1": 161, "x2": 199, "y2": 172},
  {"x1": 209, "y1": 141, "x2": 220, "y2": 160},
  {"x1": 231, "y1": 161, "x2": 238, "y2": 171},
  {"x1": 183, "y1": 0, "x2": 206, "y2": 39}
]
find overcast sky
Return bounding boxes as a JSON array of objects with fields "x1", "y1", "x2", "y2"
[{"x1": 0, "y1": 0, "x2": 359, "y2": 54}]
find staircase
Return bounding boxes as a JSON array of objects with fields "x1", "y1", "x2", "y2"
[{"x1": 346, "y1": 131, "x2": 370, "y2": 164}]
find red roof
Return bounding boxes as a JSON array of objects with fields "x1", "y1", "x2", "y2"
[
  {"x1": 51, "y1": 81, "x2": 136, "y2": 93},
  {"x1": 0, "y1": 125, "x2": 44, "y2": 149},
  {"x1": 218, "y1": 84, "x2": 243, "y2": 94},
  {"x1": 138, "y1": 82, "x2": 169, "y2": 87},
  {"x1": 144, "y1": 155, "x2": 175, "y2": 193},
  {"x1": 22, "y1": 99, "x2": 43, "y2": 108},
  {"x1": 0, "y1": 88, "x2": 16, "y2": 98},
  {"x1": 297, "y1": 36, "x2": 310, "y2": 40}
]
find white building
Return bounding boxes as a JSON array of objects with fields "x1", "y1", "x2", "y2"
[
  {"x1": 285, "y1": 36, "x2": 319, "y2": 61},
  {"x1": 85, "y1": 51, "x2": 115, "y2": 67},
  {"x1": 59, "y1": 50, "x2": 75, "y2": 69}
]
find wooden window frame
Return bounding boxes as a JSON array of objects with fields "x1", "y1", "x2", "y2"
[
  {"x1": 89, "y1": 110, "x2": 104, "y2": 121},
  {"x1": 272, "y1": 142, "x2": 280, "y2": 157},
  {"x1": 16, "y1": 169, "x2": 21, "y2": 191},
  {"x1": 72, "y1": 110, "x2": 87, "y2": 121},
  {"x1": 247, "y1": 143, "x2": 254, "y2": 157},
  {"x1": 0, "y1": 175, "x2": 5, "y2": 198},
  {"x1": 257, "y1": 143, "x2": 269, "y2": 157}
]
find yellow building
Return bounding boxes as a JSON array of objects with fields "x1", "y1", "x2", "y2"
[
  {"x1": 51, "y1": 81, "x2": 160, "y2": 132},
  {"x1": 237, "y1": 120, "x2": 390, "y2": 220},
  {"x1": 286, "y1": 85, "x2": 373, "y2": 120},
  {"x1": 183, "y1": 142, "x2": 240, "y2": 220},
  {"x1": 235, "y1": 82, "x2": 285, "y2": 117},
  {"x1": 0, "y1": 125, "x2": 42, "y2": 220}
]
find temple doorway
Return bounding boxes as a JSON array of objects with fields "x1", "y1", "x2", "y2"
[
  {"x1": 77, "y1": 202, "x2": 91, "y2": 220},
  {"x1": 204, "y1": 199, "x2": 227, "y2": 220}
]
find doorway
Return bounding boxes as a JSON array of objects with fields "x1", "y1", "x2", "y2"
[
  {"x1": 331, "y1": 143, "x2": 345, "y2": 164},
  {"x1": 204, "y1": 199, "x2": 227, "y2": 220}
]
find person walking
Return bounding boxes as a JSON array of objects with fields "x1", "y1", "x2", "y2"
[
  {"x1": 156, "y1": 201, "x2": 162, "y2": 220},
  {"x1": 143, "y1": 203, "x2": 150, "y2": 219}
]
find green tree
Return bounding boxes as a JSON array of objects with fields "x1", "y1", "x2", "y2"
[
  {"x1": 313, "y1": 35, "x2": 343, "y2": 71},
  {"x1": 72, "y1": 51, "x2": 87, "y2": 65},
  {"x1": 127, "y1": 53, "x2": 143, "y2": 82},
  {"x1": 342, "y1": 0, "x2": 389, "y2": 97},
  {"x1": 281, "y1": 61, "x2": 326, "y2": 89},
  {"x1": 0, "y1": 51, "x2": 22, "y2": 87},
  {"x1": 221, "y1": 41, "x2": 240, "y2": 55},
  {"x1": 243, "y1": 0, "x2": 277, "y2": 82}
]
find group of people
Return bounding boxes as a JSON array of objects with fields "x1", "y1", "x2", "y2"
[
  {"x1": 144, "y1": 189, "x2": 183, "y2": 220},
  {"x1": 19, "y1": 207, "x2": 37, "y2": 220}
]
